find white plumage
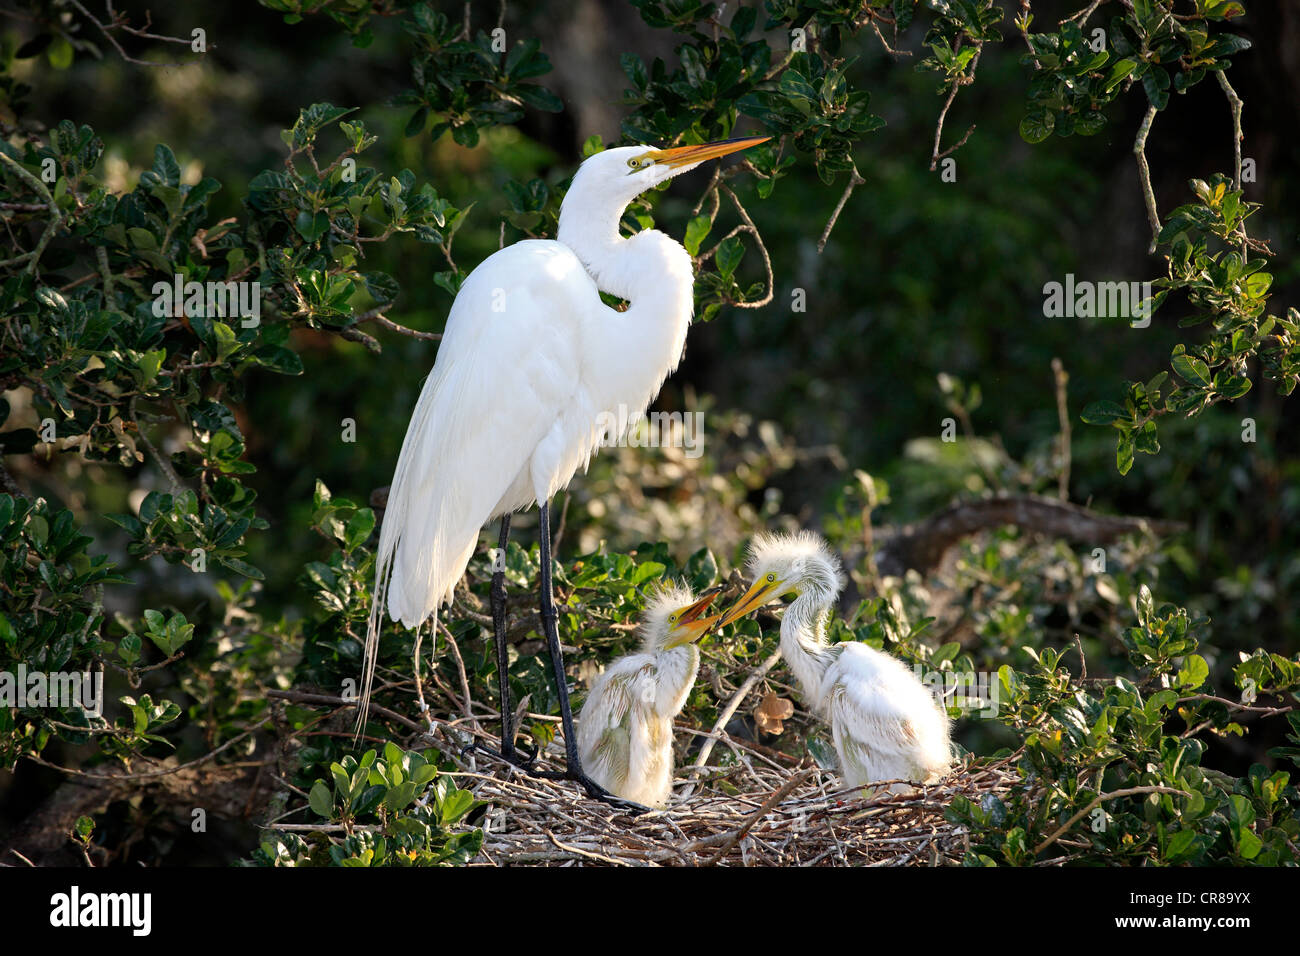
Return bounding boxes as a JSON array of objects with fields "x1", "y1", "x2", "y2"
[
  {"x1": 719, "y1": 530, "x2": 952, "y2": 793},
  {"x1": 359, "y1": 138, "x2": 768, "y2": 763},
  {"x1": 576, "y1": 584, "x2": 719, "y2": 807}
]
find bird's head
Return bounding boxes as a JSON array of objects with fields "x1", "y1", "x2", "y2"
[
  {"x1": 717, "y1": 531, "x2": 846, "y2": 627},
  {"x1": 569, "y1": 138, "x2": 769, "y2": 208},
  {"x1": 639, "y1": 582, "x2": 723, "y2": 652}
]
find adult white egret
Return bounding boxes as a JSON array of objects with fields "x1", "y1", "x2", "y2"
[
  {"x1": 363, "y1": 135, "x2": 769, "y2": 800},
  {"x1": 576, "y1": 585, "x2": 720, "y2": 807},
  {"x1": 718, "y1": 531, "x2": 952, "y2": 793}
]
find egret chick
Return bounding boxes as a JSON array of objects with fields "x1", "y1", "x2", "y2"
[
  {"x1": 576, "y1": 585, "x2": 720, "y2": 808},
  {"x1": 718, "y1": 531, "x2": 951, "y2": 793}
]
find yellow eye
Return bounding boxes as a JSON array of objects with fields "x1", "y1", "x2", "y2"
[
  {"x1": 627, "y1": 156, "x2": 648, "y2": 169},
  {"x1": 669, "y1": 612, "x2": 678, "y2": 622},
  {"x1": 767, "y1": 573, "x2": 776, "y2": 583}
]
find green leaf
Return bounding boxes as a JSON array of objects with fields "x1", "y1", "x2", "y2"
[
  {"x1": 295, "y1": 211, "x2": 330, "y2": 243},
  {"x1": 1019, "y1": 109, "x2": 1054, "y2": 144},
  {"x1": 150, "y1": 145, "x2": 181, "y2": 189},
  {"x1": 1103, "y1": 58, "x2": 1137, "y2": 92},
  {"x1": 1116, "y1": 431, "x2": 1135, "y2": 475},
  {"x1": 683, "y1": 215, "x2": 712, "y2": 257},
  {"x1": 1080, "y1": 401, "x2": 1128, "y2": 425},
  {"x1": 344, "y1": 509, "x2": 376, "y2": 550},
  {"x1": 308, "y1": 781, "x2": 333, "y2": 819},
  {"x1": 715, "y1": 237, "x2": 744, "y2": 278},
  {"x1": 439, "y1": 788, "x2": 475, "y2": 825},
  {"x1": 1165, "y1": 828, "x2": 1199, "y2": 861},
  {"x1": 1141, "y1": 66, "x2": 1170, "y2": 110},
  {"x1": 47, "y1": 36, "x2": 74, "y2": 70},
  {"x1": 631, "y1": 560, "x2": 666, "y2": 586},
  {"x1": 1171, "y1": 352, "x2": 1211, "y2": 387},
  {"x1": 1177, "y1": 654, "x2": 1209, "y2": 689}
]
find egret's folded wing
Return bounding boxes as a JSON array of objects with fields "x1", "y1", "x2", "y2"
[
  {"x1": 359, "y1": 241, "x2": 599, "y2": 722},
  {"x1": 828, "y1": 677, "x2": 923, "y2": 761},
  {"x1": 827, "y1": 647, "x2": 951, "y2": 778},
  {"x1": 577, "y1": 662, "x2": 647, "y2": 786},
  {"x1": 379, "y1": 240, "x2": 593, "y2": 627}
]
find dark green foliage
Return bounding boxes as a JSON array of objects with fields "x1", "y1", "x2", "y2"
[
  {"x1": 949, "y1": 585, "x2": 1300, "y2": 866},
  {"x1": 253, "y1": 745, "x2": 484, "y2": 866},
  {"x1": 2, "y1": 0, "x2": 1296, "y2": 867},
  {"x1": 390, "y1": 4, "x2": 563, "y2": 147},
  {"x1": 1081, "y1": 175, "x2": 1295, "y2": 473}
]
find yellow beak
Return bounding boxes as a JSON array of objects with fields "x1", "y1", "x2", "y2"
[
  {"x1": 717, "y1": 578, "x2": 785, "y2": 628},
  {"x1": 646, "y1": 136, "x2": 770, "y2": 170},
  {"x1": 663, "y1": 589, "x2": 724, "y2": 648}
]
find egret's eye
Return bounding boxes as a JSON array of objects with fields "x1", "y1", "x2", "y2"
[
  {"x1": 627, "y1": 156, "x2": 648, "y2": 170},
  {"x1": 669, "y1": 612, "x2": 678, "y2": 622},
  {"x1": 766, "y1": 573, "x2": 776, "y2": 583}
]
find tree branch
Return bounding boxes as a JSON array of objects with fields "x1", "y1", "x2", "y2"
[
  {"x1": 874, "y1": 494, "x2": 1183, "y2": 577},
  {"x1": 930, "y1": 42, "x2": 983, "y2": 172},
  {"x1": 817, "y1": 164, "x2": 865, "y2": 254},
  {"x1": 354, "y1": 307, "x2": 442, "y2": 341},
  {"x1": 0, "y1": 149, "x2": 63, "y2": 275},
  {"x1": 1033, "y1": 785, "x2": 1191, "y2": 855},
  {"x1": 1133, "y1": 106, "x2": 1160, "y2": 253}
]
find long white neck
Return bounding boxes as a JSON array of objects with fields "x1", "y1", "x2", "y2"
[
  {"x1": 649, "y1": 644, "x2": 700, "y2": 717},
  {"x1": 779, "y1": 593, "x2": 838, "y2": 710},
  {"x1": 556, "y1": 197, "x2": 695, "y2": 412}
]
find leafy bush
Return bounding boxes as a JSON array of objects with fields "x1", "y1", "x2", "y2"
[{"x1": 1, "y1": 0, "x2": 1296, "y2": 866}]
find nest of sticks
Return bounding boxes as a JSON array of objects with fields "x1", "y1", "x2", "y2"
[{"x1": 424, "y1": 720, "x2": 1021, "y2": 867}]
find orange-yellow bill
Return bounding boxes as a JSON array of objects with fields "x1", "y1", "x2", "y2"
[
  {"x1": 647, "y1": 136, "x2": 770, "y2": 169},
  {"x1": 716, "y1": 578, "x2": 783, "y2": 628},
  {"x1": 663, "y1": 589, "x2": 724, "y2": 647}
]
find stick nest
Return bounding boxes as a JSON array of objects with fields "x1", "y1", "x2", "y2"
[{"x1": 437, "y1": 730, "x2": 1019, "y2": 867}]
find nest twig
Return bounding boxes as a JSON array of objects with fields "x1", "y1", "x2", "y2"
[
  {"x1": 425, "y1": 719, "x2": 1019, "y2": 867},
  {"x1": 276, "y1": 665, "x2": 1021, "y2": 866}
]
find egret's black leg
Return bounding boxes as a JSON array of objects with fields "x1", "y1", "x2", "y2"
[
  {"x1": 534, "y1": 500, "x2": 647, "y2": 813},
  {"x1": 467, "y1": 514, "x2": 538, "y2": 769},
  {"x1": 535, "y1": 500, "x2": 580, "y2": 768}
]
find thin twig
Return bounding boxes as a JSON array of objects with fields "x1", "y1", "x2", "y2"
[
  {"x1": 0, "y1": 149, "x2": 62, "y2": 274},
  {"x1": 929, "y1": 42, "x2": 983, "y2": 171},
  {"x1": 1051, "y1": 357, "x2": 1071, "y2": 500},
  {"x1": 680, "y1": 646, "x2": 782, "y2": 798},
  {"x1": 26, "y1": 719, "x2": 269, "y2": 781},
  {"x1": 701, "y1": 769, "x2": 812, "y2": 865},
  {"x1": 354, "y1": 308, "x2": 442, "y2": 342},
  {"x1": 1133, "y1": 106, "x2": 1160, "y2": 253},
  {"x1": 718, "y1": 185, "x2": 774, "y2": 308},
  {"x1": 130, "y1": 396, "x2": 182, "y2": 493},
  {"x1": 67, "y1": 0, "x2": 197, "y2": 67},
  {"x1": 1033, "y1": 785, "x2": 1190, "y2": 855},
  {"x1": 266, "y1": 688, "x2": 425, "y2": 735},
  {"x1": 817, "y1": 164, "x2": 866, "y2": 254},
  {"x1": 1216, "y1": 71, "x2": 1244, "y2": 191}
]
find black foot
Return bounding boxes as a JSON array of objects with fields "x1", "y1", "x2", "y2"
[
  {"x1": 464, "y1": 739, "x2": 539, "y2": 770},
  {"x1": 533, "y1": 767, "x2": 652, "y2": 814}
]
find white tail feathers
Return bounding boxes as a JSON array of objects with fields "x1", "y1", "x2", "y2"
[{"x1": 356, "y1": 358, "x2": 481, "y2": 733}]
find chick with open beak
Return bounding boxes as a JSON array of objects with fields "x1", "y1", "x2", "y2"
[
  {"x1": 714, "y1": 532, "x2": 953, "y2": 793},
  {"x1": 575, "y1": 584, "x2": 722, "y2": 807}
]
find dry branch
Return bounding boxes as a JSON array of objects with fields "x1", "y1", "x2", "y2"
[{"x1": 873, "y1": 494, "x2": 1182, "y2": 577}]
